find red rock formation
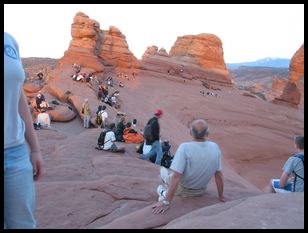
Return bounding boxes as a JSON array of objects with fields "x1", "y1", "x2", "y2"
[
  {"x1": 142, "y1": 46, "x2": 158, "y2": 60},
  {"x1": 169, "y1": 33, "x2": 228, "y2": 71},
  {"x1": 142, "y1": 45, "x2": 158, "y2": 60},
  {"x1": 57, "y1": 12, "x2": 104, "y2": 72},
  {"x1": 289, "y1": 45, "x2": 304, "y2": 82},
  {"x1": 57, "y1": 12, "x2": 140, "y2": 72},
  {"x1": 141, "y1": 34, "x2": 232, "y2": 87},
  {"x1": 100, "y1": 26, "x2": 140, "y2": 69},
  {"x1": 273, "y1": 44, "x2": 304, "y2": 106},
  {"x1": 157, "y1": 47, "x2": 169, "y2": 57},
  {"x1": 48, "y1": 105, "x2": 76, "y2": 122}
]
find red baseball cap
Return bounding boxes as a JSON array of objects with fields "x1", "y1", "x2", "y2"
[{"x1": 155, "y1": 109, "x2": 163, "y2": 117}]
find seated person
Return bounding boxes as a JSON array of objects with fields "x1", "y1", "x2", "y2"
[
  {"x1": 123, "y1": 122, "x2": 144, "y2": 144},
  {"x1": 115, "y1": 117, "x2": 126, "y2": 142},
  {"x1": 36, "y1": 108, "x2": 51, "y2": 129},
  {"x1": 103, "y1": 123, "x2": 125, "y2": 153},
  {"x1": 132, "y1": 119, "x2": 137, "y2": 129},
  {"x1": 271, "y1": 135, "x2": 304, "y2": 192},
  {"x1": 76, "y1": 73, "x2": 85, "y2": 82},
  {"x1": 35, "y1": 92, "x2": 45, "y2": 110},
  {"x1": 102, "y1": 86, "x2": 109, "y2": 97}
]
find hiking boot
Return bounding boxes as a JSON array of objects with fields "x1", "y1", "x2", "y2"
[{"x1": 157, "y1": 184, "x2": 167, "y2": 201}]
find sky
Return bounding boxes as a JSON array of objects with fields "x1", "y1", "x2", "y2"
[{"x1": 4, "y1": 4, "x2": 304, "y2": 63}]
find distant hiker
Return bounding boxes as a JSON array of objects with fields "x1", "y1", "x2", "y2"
[
  {"x1": 271, "y1": 135, "x2": 304, "y2": 193},
  {"x1": 36, "y1": 108, "x2": 51, "y2": 129},
  {"x1": 35, "y1": 92, "x2": 48, "y2": 112},
  {"x1": 73, "y1": 63, "x2": 81, "y2": 73},
  {"x1": 100, "y1": 105, "x2": 108, "y2": 128},
  {"x1": 114, "y1": 112, "x2": 126, "y2": 128},
  {"x1": 37, "y1": 72, "x2": 43, "y2": 80},
  {"x1": 115, "y1": 117, "x2": 126, "y2": 142},
  {"x1": 103, "y1": 85, "x2": 109, "y2": 98},
  {"x1": 81, "y1": 98, "x2": 91, "y2": 128},
  {"x1": 35, "y1": 92, "x2": 45, "y2": 109},
  {"x1": 132, "y1": 119, "x2": 137, "y2": 129},
  {"x1": 152, "y1": 119, "x2": 226, "y2": 214},
  {"x1": 119, "y1": 81, "x2": 124, "y2": 88},
  {"x1": 139, "y1": 109, "x2": 163, "y2": 165},
  {"x1": 102, "y1": 123, "x2": 125, "y2": 153},
  {"x1": 95, "y1": 105, "x2": 103, "y2": 127},
  {"x1": 107, "y1": 76, "x2": 113, "y2": 87}
]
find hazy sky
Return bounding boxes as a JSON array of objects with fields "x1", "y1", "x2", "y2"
[{"x1": 4, "y1": 4, "x2": 304, "y2": 63}]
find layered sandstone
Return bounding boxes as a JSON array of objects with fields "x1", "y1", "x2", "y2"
[
  {"x1": 273, "y1": 44, "x2": 304, "y2": 106},
  {"x1": 57, "y1": 12, "x2": 139, "y2": 72},
  {"x1": 289, "y1": 45, "x2": 304, "y2": 82},
  {"x1": 141, "y1": 34, "x2": 232, "y2": 87},
  {"x1": 100, "y1": 26, "x2": 140, "y2": 69}
]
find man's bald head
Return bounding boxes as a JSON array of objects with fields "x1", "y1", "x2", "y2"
[{"x1": 191, "y1": 119, "x2": 209, "y2": 139}]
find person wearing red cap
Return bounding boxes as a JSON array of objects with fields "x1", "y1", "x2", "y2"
[{"x1": 140, "y1": 109, "x2": 163, "y2": 165}]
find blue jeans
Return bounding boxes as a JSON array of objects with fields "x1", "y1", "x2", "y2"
[
  {"x1": 84, "y1": 115, "x2": 91, "y2": 128},
  {"x1": 4, "y1": 143, "x2": 36, "y2": 229},
  {"x1": 140, "y1": 140, "x2": 163, "y2": 165}
]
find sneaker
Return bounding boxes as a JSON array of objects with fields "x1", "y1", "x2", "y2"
[
  {"x1": 95, "y1": 146, "x2": 102, "y2": 150},
  {"x1": 156, "y1": 184, "x2": 167, "y2": 201}
]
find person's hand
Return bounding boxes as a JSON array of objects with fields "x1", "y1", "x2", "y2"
[
  {"x1": 152, "y1": 201, "x2": 170, "y2": 214},
  {"x1": 30, "y1": 151, "x2": 44, "y2": 181}
]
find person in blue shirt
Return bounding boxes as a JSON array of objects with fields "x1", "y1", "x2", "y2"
[{"x1": 4, "y1": 32, "x2": 44, "y2": 229}]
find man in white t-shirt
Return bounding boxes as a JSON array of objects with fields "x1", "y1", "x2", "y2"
[
  {"x1": 152, "y1": 119, "x2": 226, "y2": 214},
  {"x1": 37, "y1": 108, "x2": 51, "y2": 129},
  {"x1": 99, "y1": 105, "x2": 108, "y2": 128},
  {"x1": 103, "y1": 123, "x2": 125, "y2": 153}
]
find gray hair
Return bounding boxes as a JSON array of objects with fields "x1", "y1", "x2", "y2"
[
  {"x1": 294, "y1": 135, "x2": 304, "y2": 150},
  {"x1": 191, "y1": 119, "x2": 209, "y2": 139}
]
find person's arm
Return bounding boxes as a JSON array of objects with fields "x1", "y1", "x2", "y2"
[
  {"x1": 279, "y1": 171, "x2": 289, "y2": 188},
  {"x1": 152, "y1": 171, "x2": 182, "y2": 214},
  {"x1": 215, "y1": 170, "x2": 226, "y2": 202},
  {"x1": 19, "y1": 90, "x2": 44, "y2": 181}
]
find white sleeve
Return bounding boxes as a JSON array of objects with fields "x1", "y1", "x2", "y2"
[
  {"x1": 170, "y1": 144, "x2": 186, "y2": 174},
  {"x1": 111, "y1": 132, "x2": 116, "y2": 142}
]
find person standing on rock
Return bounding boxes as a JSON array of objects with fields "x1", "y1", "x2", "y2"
[
  {"x1": 81, "y1": 98, "x2": 91, "y2": 128},
  {"x1": 4, "y1": 32, "x2": 44, "y2": 228},
  {"x1": 152, "y1": 119, "x2": 226, "y2": 214},
  {"x1": 139, "y1": 109, "x2": 163, "y2": 165}
]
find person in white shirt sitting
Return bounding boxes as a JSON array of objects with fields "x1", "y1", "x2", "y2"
[
  {"x1": 103, "y1": 123, "x2": 125, "y2": 153},
  {"x1": 36, "y1": 108, "x2": 51, "y2": 129}
]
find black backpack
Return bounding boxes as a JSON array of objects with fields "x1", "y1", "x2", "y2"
[
  {"x1": 97, "y1": 129, "x2": 111, "y2": 147},
  {"x1": 293, "y1": 153, "x2": 304, "y2": 192},
  {"x1": 149, "y1": 141, "x2": 173, "y2": 168}
]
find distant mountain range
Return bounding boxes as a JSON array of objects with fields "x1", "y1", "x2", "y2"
[{"x1": 227, "y1": 57, "x2": 291, "y2": 69}]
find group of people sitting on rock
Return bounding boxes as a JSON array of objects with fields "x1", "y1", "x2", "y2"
[
  {"x1": 200, "y1": 90, "x2": 219, "y2": 97},
  {"x1": 91, "y1": 107, "x2": 304, "y2": 215},
  {"x1": 72, "y1": 72, "x2": 97, "y2": 82},
  {"x1": 32, "y1": 91, "x2": 51, "y2": 129}
]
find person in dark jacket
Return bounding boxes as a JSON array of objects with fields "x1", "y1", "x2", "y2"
[
  {"x1": 139, "y1": 109, "x2": 163, "y2": 165},
  {"x1": 115, "y1": 117, "x2": 126, "y2": 142}
]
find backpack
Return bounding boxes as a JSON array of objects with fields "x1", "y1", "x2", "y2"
[
  {"x1": 96, "y1": 111, "x2": 103, "y2": 125},
  {"x1": 97, "y1": 129, "x2": 111, "y2": 147},
  {"x1": 149, "y1": 141, "x2": 173, "y2": 168},
  {"x1": 292, "y1": 153, "x2": 304, "y2": 192},
  {"x1": 161, "y1": 141, "x2": 173, "y2": 168}
]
